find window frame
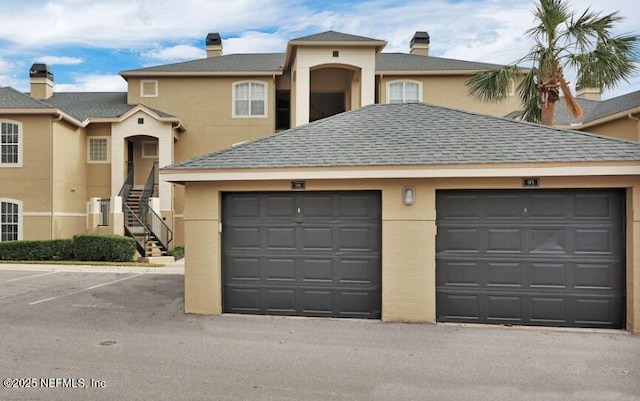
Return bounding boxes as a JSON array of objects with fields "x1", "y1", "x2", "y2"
[
  {"x1": 141, "y1": 140, "x2": 158, "y2": 159},
  {"x1": 140, "y1": 80, "x2": 158, "y2": 98},
  {"x1": 0, "y1": 198, "x2": 22, "y2": 241},
  {"x1": 0, "y1": 120, "x2": 22, "y2": 167},
  {"x1": 87, "y1": 136, "x2": 110, "y2": 164},
  {"x1": 386, "y1": 80, "x2": 422, "y2": 104},
  {"x1": 232, "y1": 81, "x2": 268, "y2": 118}
]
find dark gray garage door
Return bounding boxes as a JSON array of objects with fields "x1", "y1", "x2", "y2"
[
  {"x1": 436, "y1": 189, "x2": 625, "y2": 328},
  {"x1": 222, "y1": 191, "x2": 381, "y2": 318}
]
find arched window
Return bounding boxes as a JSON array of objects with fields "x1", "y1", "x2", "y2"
[
  {"x1": 387, "y1": 81, "x2": 422, "y2": 104},
  {"x1": 0, "y1": 199, "x2": 21, "y2": 241},
  {"x1": 233, "y1": 81, "x2": 267, "y2": 117},
  {"x1": 1, "y1": 120, "x2": 22, "y2": 167}
]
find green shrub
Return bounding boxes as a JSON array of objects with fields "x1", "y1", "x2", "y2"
[
  {"x1": 168, "y1": 246, "x2": 184, "y2": 260},
  {"x1": 0, "y1": 239, "x2": 74, "y2": 261},
  {"x1": 73, "y1": 233, "x2": 136, "y2": 262}
]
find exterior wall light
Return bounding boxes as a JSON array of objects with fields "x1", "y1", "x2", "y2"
[{"x1": 402, "y1": 186, "x2": 416, "y2": 206}]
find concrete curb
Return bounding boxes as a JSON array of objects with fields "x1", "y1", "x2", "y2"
[{"x1": 0, "y1": 259, "x2": 184, "y2": 275}]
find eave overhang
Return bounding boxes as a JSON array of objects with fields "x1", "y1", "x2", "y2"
[{"x1": 160, "y1": 161, "x2": 640, "y2": 185}]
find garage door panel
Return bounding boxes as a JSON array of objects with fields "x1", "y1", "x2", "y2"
[
  {"x1": 439, "y1": 261, "x2": 479, "y2": 286},
  {"x1": 265, "y1": 258, "x2": 296, "y2": 281},
  {"x1": 530, "y1": 262, "x2": 566, "y2": 288},
  {"x1": 338, "y1": 258, "x2": 381, "y2": 284},
  {"x1": 529, "y1": 228, "x2": 567, "y2": 254},
  {"x1": 301, "y1": 258, "x2": 333, "y2": 282},
  {"x1": 531, "y1": 297, "x2": 567, "y2": 323},
  {"x1": 487, "y1": 262, "x2": 522, "y2": 287},
  {"x1": 574, "y1": 263, "x2": 616, "y2": 289},
  {"x1": 266, "y1": 227, "x2": 296, "y2": 249},
  {"x1": 339, "y1": 195, "x2": 382, "y2": 219},
  {"x1": 265, "y1": 289, "x2": 297, "y2": 313},
  {"x1": 226, "y1": 227, "x2": 261, "y2": 250},
  {"x1": 529, "y1": 194, "x2": 567, "y2": 219},
  {"x1": 574, "y1": 193, "x2": 617, "y2": 219},
  {"x1": 300, "y1": 226, "x2": 333, "y2": 250},
  {"x1": 487, "y1": 228, "x2": 523, "y2": 253},
  {"x1": 265, "y1": 195, "x2": 297, "y2": 218},
  {"x1": 225, "y1": 196, "x2": 260, "y2": 218},
  {"x1": 223, "y1": 191, "x2": 381, "y2": 319},
  {"x1": 487, "y1": 295, "x2": 523, "y2": 321},
  {"x1": 224, "y1": 257, "x2": 260, "y2": 280},
  {"x1": 437, "y1": 189, "x2": 625, "y2": 329},
  {"x1": 574, "y1": 228, "x2": 615, "y2": 254},
  {"x1": 486, "y1": 195, "x2": 523, "y2": 219},
  {"x1": 440, "y1": 228, "x2": 480, "y2": 252}
]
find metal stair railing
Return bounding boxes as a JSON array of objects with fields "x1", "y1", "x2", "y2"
[
  {"x1": 123, "y1": 202, "x2": 150, "y2": 257},
  {"x1": 119, "y1": 163, "x2": 173, "y2": 256}
]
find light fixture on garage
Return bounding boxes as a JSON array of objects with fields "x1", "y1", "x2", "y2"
[{"x1": 402, "y1": 186, "x2": 416, "y2": 205}]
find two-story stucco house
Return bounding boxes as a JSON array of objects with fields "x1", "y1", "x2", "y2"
[{"x1": 0, "y1": 30, "x2": 522, "y2": 255}]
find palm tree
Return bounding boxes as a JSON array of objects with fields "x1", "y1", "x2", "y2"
[{"x1": 466, "y1": 0, "x2": 638, "y2": 125}]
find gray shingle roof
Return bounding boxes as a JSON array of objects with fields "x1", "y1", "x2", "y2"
[
  {"x1": 376, "y1": 53, "x2": 506, "y2": 71},
  {"x1": 512, "y1": 90, "x2": 640, "y2": 126},
  {"x1": 121, "y1": 53, "x2": 285, "y2": 74},
  {"x1": 166, "y1": 103, "x2": 640, "y2": 170},
  {"x1": 0, "y1": 87, "x2": 52, "y2": 109},
  {"x1": 292, "y1": 30, "x2": 384, "y2": 42},
  {"x1": 46, "y1": 92, "x2": 133, "y2": 120}
]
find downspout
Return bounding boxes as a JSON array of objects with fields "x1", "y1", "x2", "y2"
[{"x1": 50, "y1": 115, "x2": 57, "y2": 239}]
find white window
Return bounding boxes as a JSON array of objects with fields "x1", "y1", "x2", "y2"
[
  {"x1": 88, "y1": 137, "x2": 110, "y2": 163},
  {"x1": 387, "y1": 81, "x2": 421, "y2": 104},
  {"x1": 233, "y1": 81, "x2": 267, "y2": 118},
  {"x1": 0, "y1": 121, "x2": 21, "y2": 167},
  {"x1": 0, "y1": 199, "x2": 21, "y2": 241},
  {"x1": 142, "y1": 141, "x2": 158, "y2": 158},
  {"x1": 140, "y1": 80, "x2": 158, "y2": 97}
]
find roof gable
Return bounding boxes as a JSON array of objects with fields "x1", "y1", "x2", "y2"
[
  {"x1": 166, "y1": 103, "x2": 640, "y2": 171},
  {"x1": 291, "y1": 30, "x2": 384, "y2": 43}
]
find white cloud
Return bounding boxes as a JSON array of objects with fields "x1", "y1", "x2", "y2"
[
  {"x1": 143, "y1": 45, "x2": 205, "y2": 62},
  {"x1": 54, "y1": 74, "x2": 127, "y2": 92},
  {"x1": 0, "y1": 0, "x2": 637, "y2": 95},
  {"x1": 36, "y1": 56, "x2": 84, "y2": 65}
]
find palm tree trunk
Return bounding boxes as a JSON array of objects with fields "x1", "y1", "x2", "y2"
[{"x1": 541, "y1": 100, "x2": 556, "y2": 125}]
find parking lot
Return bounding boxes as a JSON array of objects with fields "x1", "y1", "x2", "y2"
[{"x1": 1, "y1": 264, "x2": 639, "y2": 401}]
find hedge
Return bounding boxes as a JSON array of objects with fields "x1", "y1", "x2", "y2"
[
  {"x1": 72, "y1": 233, "x2": 136, "y2": 262},
  {"x1": 0, "y1": 239, "x2": 75, "y2": 261}
]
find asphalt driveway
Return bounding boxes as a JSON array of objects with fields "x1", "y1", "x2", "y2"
[{"x1": 0, "y1": 264, "x2": 639, "y2": 401}]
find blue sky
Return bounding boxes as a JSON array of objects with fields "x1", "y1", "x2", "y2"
[{"x1": 0, "y1": 0, "x2": 638, "y2": 98}]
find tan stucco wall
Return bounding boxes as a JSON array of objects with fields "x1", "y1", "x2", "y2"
[
  {"x1": 0, "y1": 114, "x2": 53, "y2": 239},
  {"x1": 86, "y1": 123, "x2": 112, "y2": 199},
  {"x1": 378, "y1": 75, "x2": 521, "y2": 117},
  {"x1": 581, "y1": 117, "x2": 640, "y2": 142},
  {"x1": 181, "y1": 175, "x2": 640, "y2": 333},
  {"x1": 52, "y1": 120, "x2": 87, "y2": 238},
  {"x1": 127, "y1": 76, "x2": 277, "y2": 163}
]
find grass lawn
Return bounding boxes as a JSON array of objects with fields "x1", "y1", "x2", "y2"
[{"x1": 0, "y1": 260, "x2": 164, "y2": 267}]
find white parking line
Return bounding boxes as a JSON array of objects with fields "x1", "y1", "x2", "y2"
[
  {"x1": 28, "y1": 273, "x2": 144, "y2": 306},
  {"x1": 0, "y1": 271, "x2": 58, "y2": 284}
]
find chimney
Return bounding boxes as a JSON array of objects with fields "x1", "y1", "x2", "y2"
[
  {"x1": 410, "y1": 31, "x2": 430, "y2": 56},
  {"x1": 576, "y1": 86, "x2": 601, "y2": 101},
  {"x1": 206, "y1": 33, "x2": 223, "y2": 57},
  {"x1": 29, "y1": 63, "x2": 54, "y2": 100}
]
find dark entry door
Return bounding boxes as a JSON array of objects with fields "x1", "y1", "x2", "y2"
[
  {"x1": 222, "y1": 191, "x2": 382, "y2": 318},
  {"x1": 436, "y1": 189, "x2": 625, "y2": 328}
]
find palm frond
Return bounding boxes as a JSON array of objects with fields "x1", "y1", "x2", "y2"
[
  {"x1": 465, "y1": 66, "x2": 524, "y2": 102},
  {"x1": 518, "y1": 68, "x2": 542, "y2": 123}
]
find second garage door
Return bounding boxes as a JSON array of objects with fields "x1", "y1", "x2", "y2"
[
  {"x1": 436, "y1": 189, "x2": 625, "y2": 328},
  {"x1": 222, "y1": 191, "x2": 381, "y2": 318}
]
